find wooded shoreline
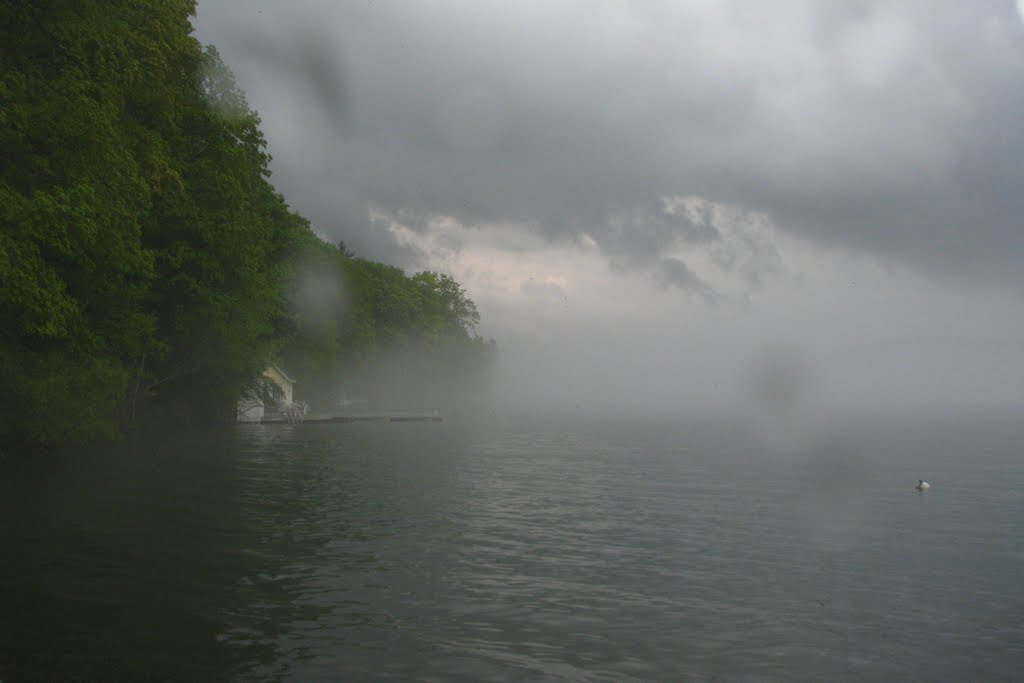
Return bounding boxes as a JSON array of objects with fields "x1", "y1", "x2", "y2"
[{"x1": 0, "y1": 2, "x2": 493, "y2": 452}]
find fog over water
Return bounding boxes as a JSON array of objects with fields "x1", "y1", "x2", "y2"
[
  {"x1": 8, "y1": 7, "x2": 1024, "y2": 681},
  {"x1": 194, "y1": 1, "x2": 1024, "y2": 420}
]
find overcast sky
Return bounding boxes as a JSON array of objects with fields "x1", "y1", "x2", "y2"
[{"x1": 193, "y1": 0, "x2": 1024, "y2": 417}]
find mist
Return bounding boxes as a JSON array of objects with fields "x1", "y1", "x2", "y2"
[
  {"x1": 9, "y1": 5, "x2": 1024, "y2": 681},
  {"x1": 193, "y1": 1, "x2": 1024, "y2": 426}
]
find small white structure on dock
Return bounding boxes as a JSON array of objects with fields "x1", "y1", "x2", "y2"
[
  {"x1": 264, "y1": 365, "x2": 295, "y2": 404},
  {"x1": 237, "y1": 365, "x2": 296, "y2": 423}
]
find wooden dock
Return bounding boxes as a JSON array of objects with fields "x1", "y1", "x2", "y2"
[{"x1": 250, "y1": 413, "x2": 442, "y2": 425}]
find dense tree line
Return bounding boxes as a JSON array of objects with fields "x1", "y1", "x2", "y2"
[
  {"x1": 281, "y1": 235, "x2": 496, "y2": 412},
  {"x1": 0, "y1": 1, "x2": 492, "y2": 450}
]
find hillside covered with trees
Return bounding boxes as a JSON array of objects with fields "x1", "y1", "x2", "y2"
[{"x1": 0, "y1": 1, "x2": 494, "y2": 450}]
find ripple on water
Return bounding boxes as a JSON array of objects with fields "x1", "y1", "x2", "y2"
[{"x1": 2, "y1": 416, "x2": 1022, "y2": 681}]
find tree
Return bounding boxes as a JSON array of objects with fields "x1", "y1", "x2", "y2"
[
  {"x1": 411, "y1": 271, "x2": 480, "y2": 337},
  {"x1": 136, "y1": 44, "x2": 304, "y2": 421},
  {"x1": 0, "y1": 1, "x2": 305, "y2": 446},
  {"x1": 0, "y1": 0, "x2": 177, "y2": 444},
  {"x1": 0, "y1": 1, "x2": 494, "y2": 449}
]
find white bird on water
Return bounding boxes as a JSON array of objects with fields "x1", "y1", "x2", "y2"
[{"x1": 915, "y1": 479, "x2": 931, "y2": 491}]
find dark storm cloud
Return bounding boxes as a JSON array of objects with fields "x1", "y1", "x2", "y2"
[
  {"x1": 193, "y1": 0, "x2": 1024, "y2": 287},
  {"x1": 655, "y1": 257, "x2": 720, "y2": 303}
]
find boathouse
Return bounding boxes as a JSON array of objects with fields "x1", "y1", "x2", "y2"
[{"x1": 237, "y1": 365, "x2": 296, "y2": 422}]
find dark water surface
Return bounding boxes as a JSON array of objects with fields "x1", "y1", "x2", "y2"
[{"x1": 2, "y1": 414, "x2": 1022, "y2": 681}]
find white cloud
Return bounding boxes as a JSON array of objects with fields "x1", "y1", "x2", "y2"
[
  {"x1": 192, "y1": 0, "x2": 1024, "y2": 415},
  {"x1": 364, "y1": 203, "x2": 1024, "y2": 415}
]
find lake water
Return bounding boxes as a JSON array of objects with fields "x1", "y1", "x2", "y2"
[{"x1": 1, "y1": 413, "x2": 1022, "y2": 681}]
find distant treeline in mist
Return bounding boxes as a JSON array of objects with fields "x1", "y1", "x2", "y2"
[
  {"x1": 0, "y1": 1, "x2": 493, "y2": 449},
  {"x1": 282, "y1": 238, "x2": 497, "y2": 416}
]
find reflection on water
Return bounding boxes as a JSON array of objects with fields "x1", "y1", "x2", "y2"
[
  {"x1": 0, "y1": 427, "x2": 333, "y2": 681},
  {"x1": 1, "y1": 415, "x2": 1022, "y2": 681}
]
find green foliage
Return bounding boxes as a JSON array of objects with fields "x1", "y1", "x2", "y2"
[
  {"x1": 411, "y1": 270, "x2": 481, "y2": 340},
  {"x1": 277, "y1": 236, "x2": 494, "y2": 410},
  {"x1": 0, "y1": 1, "x2": 492, "y2": 450},
  {"x1": 0, "y1": 1, "x2": 302, "y2": 446},
  {"x1": 0, "y1": 0, "x2": 172, "y2": 445},
  {"x1": 138, "y1": 45, "x2": 306, "y2": 419}
]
